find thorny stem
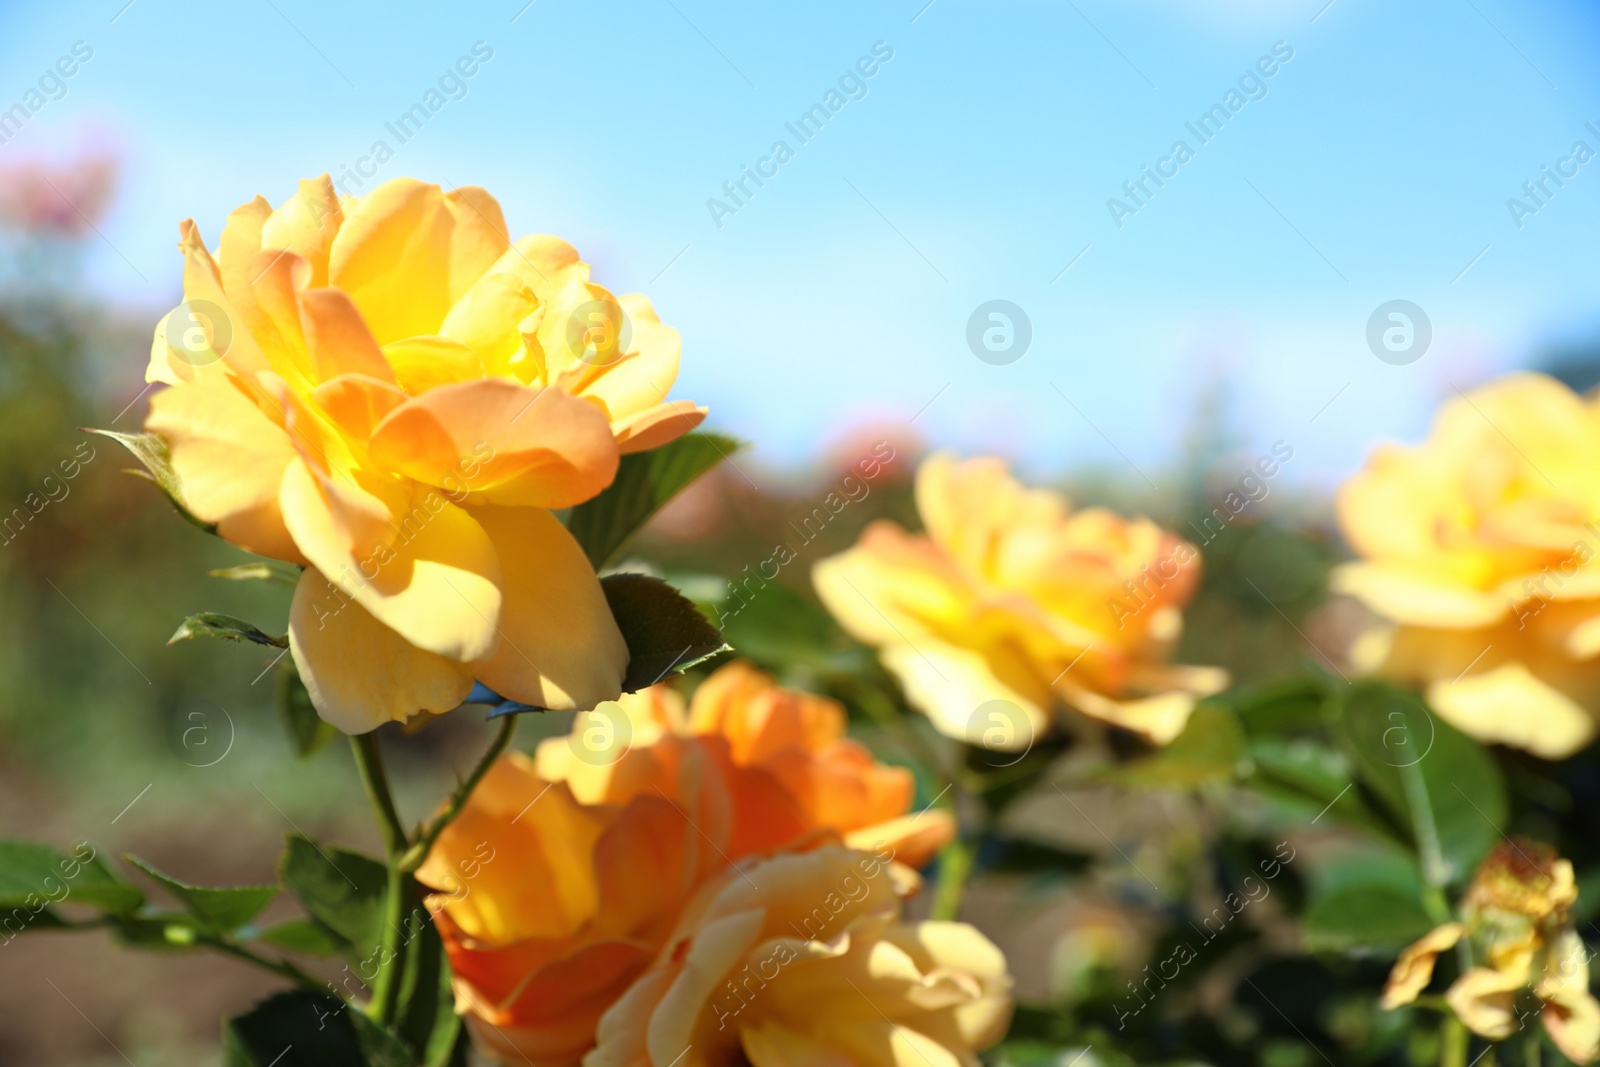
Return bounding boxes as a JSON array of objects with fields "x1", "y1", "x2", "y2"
[{"x1": 399, "y1": 714, "x2": 517, "y2": 873}]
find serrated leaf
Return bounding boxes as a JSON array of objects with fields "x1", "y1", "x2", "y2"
[
  {"x1": 223, "y1": 990, "x2": 413, "y2": 1067},
  {"x1": 85, "y1": 428, "x2": 216, "y2": 534},
  {"x1": 1303, "y1": 884, "x2": 1435, "y2": 952},
  {"x1": 1337, "y1": 681, "x2": 1507, "y2": 886},
  {"x1": 125, "y1": 856, "x2": 277, "y2": 933},
  {"x1": 567, "y1": 432, "x2": 737, "y2": 568},
  {"x1": 210, "y1": 561, "x2": 302, "y2": 588},
  {"x1": 0, "y1": 840, "x2": 143, "y2": 917},
  {"x1": 601, "y1": 573, "x2": 729, "y2": 693},
  {"x1": 252, "y1": 918, "x2": 344, "y2": 956},
  {"x1": 169, "y1": 612, "x2": 287, "y2": 649},
  {"x1": 1106, "y1": 703, "x2": 1246, "y2": 788},
  {"x1": 279, "y1": 835, "x2": 388, "y2": 966},
  {"x1": 278, "y1": 662, "x2": 336, "y2": 758}
]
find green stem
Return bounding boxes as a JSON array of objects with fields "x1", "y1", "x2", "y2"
[
  {"x1": 351, "y1": 732, "x2": 408, "y2": 861},
  {"x1": 930, "y1": 835, "x2": 976, "y2": 921},
  {"x1": 368, "y1": 864, "x2": 409, "y2": 1025},
  {"x1": 399, "y1": 715, "x2": 517, "y2": 873},
  {"x1": 349, "y1": 731, "x2": 412, "y2": 1025},
  {"x1": 1441, "y1": 1016, "x2": 1467, "y2": 1067},
  {"x1": 1400, "y1": 759, "x2": 1455, "y2": 925},
  {"x1": 208, "y1": 938, "x2": 326, "y2": 994}
]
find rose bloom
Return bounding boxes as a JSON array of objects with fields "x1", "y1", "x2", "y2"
[
  {"x1": 1381, "y1": 838, "x2": 1599, "y2": 1063},
  {"x1": 536, "y1": 661, "x2": 954, "y2": 867},
  {"x1": 814, "y1": 453, "x2": 1226, "y2": 749},
  {"x1": 1335, "y1": 373, "x2": 1600, "y2": 758},
  {"x1": 141, "y1": 175, "x2": 703, "y2": 731},
  {"x1": 422, "y1": 686, "x2": 959, "y2": 1067},
  {"x1": 587, "y1": 845, "x2": 1013, "y2": 1067},
  {"x1": 419, "y1": 755, "x2": 704, "y2": 1066}
]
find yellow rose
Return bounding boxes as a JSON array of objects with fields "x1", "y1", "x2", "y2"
[
  {"x1": 535, "y1": 662, "x2": 954, "y2": 867},
  {"x1": 585, "y1": 845, "x2": 1013, "y2": 1067},
  {"x1": 141, "y1": 176, "x2": 705, "y2": 731},
  {"x1": 1334, "y1": 373, "x2": 1600, "y2": 757},
  {"x1": 814, "y1": 453, "x2": 1226, "y2": 748},
  {"x1": 1381, "y1": 838, "x2": 1599, "y2": 1063}
]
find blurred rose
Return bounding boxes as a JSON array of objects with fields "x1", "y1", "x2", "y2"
[
  {"x1": 140, "y1": 175, "x2": 705, "y2": 731},
  {"x1": 1335, "y1": 373, "x2": 1600, "y2": 757},
  {"x1": 586, "y1": 845, "x2": 1013, "y2": 1067},
  {"x1": 1381, "y1": 838, "x2": 1599, "y2": 1063},
  {"x1": 814, "y1": 453, "x2": 1226, "y2": 748},
  {"x1": 0, "y1": 150, "x2": 117, "y2": 238},
  {"x1": 536, "y1": 661, "x2": 954, "y2": 866}
]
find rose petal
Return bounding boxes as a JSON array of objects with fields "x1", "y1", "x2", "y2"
[
  {"x1": 146, "y1": 376, "x2": 303, "y2": 563},
  {"x1": 328, "y1": 178, "x2": 510, "y2": 344},
  {"x1": 287, "y1": 567, "x2": 474, "y2": 733},
  {"x1": 369, "y1": 378, "x2": 619, "y2": 507},
  {"x1": 280, "y1": 459, "x2": 503, "y2": 661},
  {"x1": 466, "y1": 505, "x2": 629, "y2": 711}
]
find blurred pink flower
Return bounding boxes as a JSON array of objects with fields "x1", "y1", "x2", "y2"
[{"x1": 0, "y1": 149, "x2": 118, "y2": 238}]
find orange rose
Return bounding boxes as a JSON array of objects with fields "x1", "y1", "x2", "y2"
[
  {"x1": 141, "y1": 175, "x2": 704, "y2": 731},
  {"x1": 423, "y1": 717, "x2": 943, "y2": 1066},
  {"x1": 535, "y1": 661, "x2": 954, "y2": 866},
  {"x1": 419, "y1": 753, "x2": 708, "y2": 1066}
]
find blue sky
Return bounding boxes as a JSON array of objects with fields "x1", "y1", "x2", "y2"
[{"x1": 4, "y1": 0, "x2": 1599, "y2": 498}]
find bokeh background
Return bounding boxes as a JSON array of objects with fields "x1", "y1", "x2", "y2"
[{"x1": 4, "y1": 0, "x2": 1600, "y2": 1062}]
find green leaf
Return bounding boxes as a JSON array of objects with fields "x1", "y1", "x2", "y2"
[
  {"x1": 1337, "y1": 681, "x2": 1507, "y2": 886},
  {"x1": 601, "y1": 573, "x2": 730, "y2": 692},
  {"x1": 0, "y1": 840, "x2": 143, "y2": 917},
  {"x1": 715, "y1": 579, "x2": 857, "y2": 673},
  {"x1": 210, "y1": 561, "x2": 302, "y2": 588},
  {"x1": 223, "y1": 990, "x2": 413, "y2": 1067},
  {"x1": 567, "y1": 432, "x2": 738, "y2": 568},
  {"x1": 1107, "y1": 703, "x2": 1247, "y2": 788},
  {"x1": 278, "y1": 661, "x2": 336, "y2": 758},
  {"x1": 252, "y1": 919, "x2": 344, "y2": 956},
  {"x1": 168, "y1": 612, "x2": 288, "y2": 649},
  {"x1": 85, "y1": 428, "x2": 216, "y2": 534},
  {"x1": 124, "y1": 856, "x2": 277, "y2": 933},
  {"x1": 1245, "y1": 736, "x2": 1403, "y2": 843},
  {"x1": 1309, "y1": 846, "x2": 1426, "y2": 900},
  {"x1": 279, "y1": 835, "x2": 388, "y2": 966},
  {"x1": 1221, "y1": 675, "x2": 1332, "y2": 735},
  {"x1": 1248, "y1": 736, "x2": 1351, "y2": 800},
  {"x1": 1303, "y1": 884, "x2": 1436, "y2": 952}
]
